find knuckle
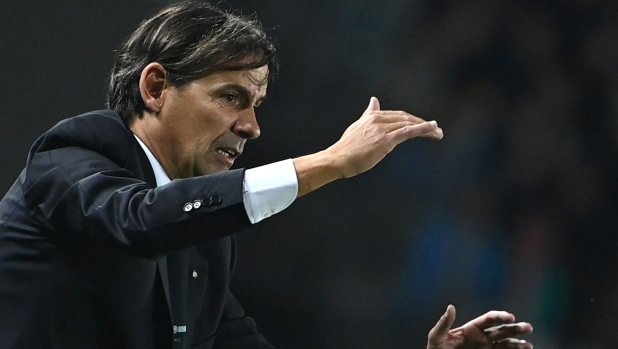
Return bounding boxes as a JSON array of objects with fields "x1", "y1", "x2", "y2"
[{"x1": 369, "y1": 112, "x2": 383, "y2": 122}]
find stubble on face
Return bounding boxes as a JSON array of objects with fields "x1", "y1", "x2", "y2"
[{"x1": 134, "y1": 66, "x2": 269, "y2": 179}]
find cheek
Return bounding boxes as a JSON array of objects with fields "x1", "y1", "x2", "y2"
[
  {"x1": 194, "y1": 137, "x2": 214, "y2": 154},
  {"x1": 182, "y1": 114, "x2": 219, "y2": 146},
  {"x1": 202, "y1": 113, "x2": 235, "y2": 139},
  {"x1": 191, "y1": 125, "x2": 226, "y2": 155}
]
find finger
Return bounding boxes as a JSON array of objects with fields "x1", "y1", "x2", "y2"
[
  {"x1": 370, "y1": 111, "x2": 428, "y2": 125},
  {"x1": 366, "y1": 97, "x2": 380, "y2": 112},
  {"x1": 468, "y1": 311, "x2": 516, "y2": 329},
  {"x1": 428, "y1": 305, "x2": 456, "y2": 341},
  {"x1": 387, "y1": 121, "x2": 441, "y2": 144},
  {"x1": 484, "y1": 322, "x2": 533, "y2": 342},
  {"x1": 422, "y1": 127, "x2": 444, "y2": 140},
  {"x1": 378, "y1": 115, "x2": 443, "y2": 139},
  {"x1": 493, "y1": 338, "x2": 533, "y2": 349},
  {"x1": 380, "y1": 120, "x2": 428, "y2": 134}
]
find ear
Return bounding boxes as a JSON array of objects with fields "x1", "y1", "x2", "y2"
[{"x1": 139, "y1": 62, "x2": 168, "y2": 113}]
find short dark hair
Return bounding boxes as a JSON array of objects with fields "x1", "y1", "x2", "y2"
[{"x1": 106, "y1": 1, "x2": 279, "y2": 126}]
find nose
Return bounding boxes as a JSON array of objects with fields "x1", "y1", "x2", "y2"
[{"x1": 233, "y1": 108, "x2": 261, "y2": 139}]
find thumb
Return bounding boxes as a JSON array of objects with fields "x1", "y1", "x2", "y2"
[
  {"x1": 366, "y1": 96, "x2": 380, "y2": 112},
  {"x1": 428, "y1": 305, "x2": 457, "y2": 344}
]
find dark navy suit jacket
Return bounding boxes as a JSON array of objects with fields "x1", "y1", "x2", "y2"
[{"x1": 0, "y1": 110, "x2": 273, "y2": 348}]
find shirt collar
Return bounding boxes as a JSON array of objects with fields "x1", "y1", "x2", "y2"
[{"x1": 133, "y1": 134, "x2": 171, "y2": 187}]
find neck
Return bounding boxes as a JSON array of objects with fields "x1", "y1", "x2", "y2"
[{"x1": 129, "y1": 113, "x2": 181, "y2": 180}]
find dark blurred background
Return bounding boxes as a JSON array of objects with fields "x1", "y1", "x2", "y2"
[{"x1": 1, "y1": 0, "x2": 617, "y2": 348}]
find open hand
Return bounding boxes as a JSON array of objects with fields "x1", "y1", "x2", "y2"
[
  {"x1": 326, "y1": 97, "x2": 443, "y2": 179},
  {"x1": 293, "y1": 97, "x2": 443, "y2": 197}
]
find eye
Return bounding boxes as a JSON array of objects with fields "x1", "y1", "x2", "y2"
[{"x1": 224, "y1": 93, "x2": 238, "y2": 103}]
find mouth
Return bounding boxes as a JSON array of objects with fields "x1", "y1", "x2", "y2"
[{"x1": 215, "y1": 147, "x2": 241, "y2": 161}]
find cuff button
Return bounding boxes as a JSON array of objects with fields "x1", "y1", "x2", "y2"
[{"x1": 208, "y1": 195, "x2": 222, "y2": 206}]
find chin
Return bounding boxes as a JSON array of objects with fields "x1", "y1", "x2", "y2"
[{"x1": 197, "y1": 165, "x2": 231, "y2": 176}]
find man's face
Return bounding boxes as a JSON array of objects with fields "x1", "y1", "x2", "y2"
[{"x1": 153, "y1": 66, "x2": 268, "y2": 179}]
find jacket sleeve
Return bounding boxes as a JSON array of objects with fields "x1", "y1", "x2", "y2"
[
  {"x1": 22, "y1": 146, "x2": 253, "y2": 259},
  {"x1": 212, "y1": 291, "x2": 274, "y2": 349}
]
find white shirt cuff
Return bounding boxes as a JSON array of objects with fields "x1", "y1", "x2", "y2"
[{"x1": 243, "y1": 159, "x2": 298, "y2": 224}]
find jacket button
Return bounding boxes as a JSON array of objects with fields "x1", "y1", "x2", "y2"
[
  {"x1": 183, "y1": 203, "x2": 193, "y2": 212},
  {"x1": 193, "y1": 200, "x2": 202, "y2": 209},
  {"x1": 208, "y1": 195, "x2": 222, "y2": 206}
]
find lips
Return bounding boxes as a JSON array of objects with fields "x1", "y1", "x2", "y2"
[
  {"x1": 212, "y1": 137, "x2": 244, "y2": 168},
  {"x1": 215, "y1": 147, "x2": 240, "y2": 159}
]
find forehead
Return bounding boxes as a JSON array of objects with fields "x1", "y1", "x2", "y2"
[
  {"x1": 243, "y1": 65, "x2": 269, "y2": 85},
  {"x1": 196, "y1": 66, "x2": 269, "y2": 93}
]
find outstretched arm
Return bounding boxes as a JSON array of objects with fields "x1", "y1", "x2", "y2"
[
  {"x1": 427, "y1": 305, "x2": 533, "y2": 349},
  {"x1": 293, "y1": 97, "x2": 443, "y2": 197}
]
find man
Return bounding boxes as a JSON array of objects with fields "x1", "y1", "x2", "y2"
[{"x1": 0, "y1": 2, "x2": 532, "y2": 349}]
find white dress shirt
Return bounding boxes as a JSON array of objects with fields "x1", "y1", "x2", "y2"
[{"x1": 134, "y1": 135, "x2": 298, "y2": 223}]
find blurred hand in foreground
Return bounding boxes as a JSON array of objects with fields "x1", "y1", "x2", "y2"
[{"x1": 427, "y1": 305, "x2": 533, "y2": 349}]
